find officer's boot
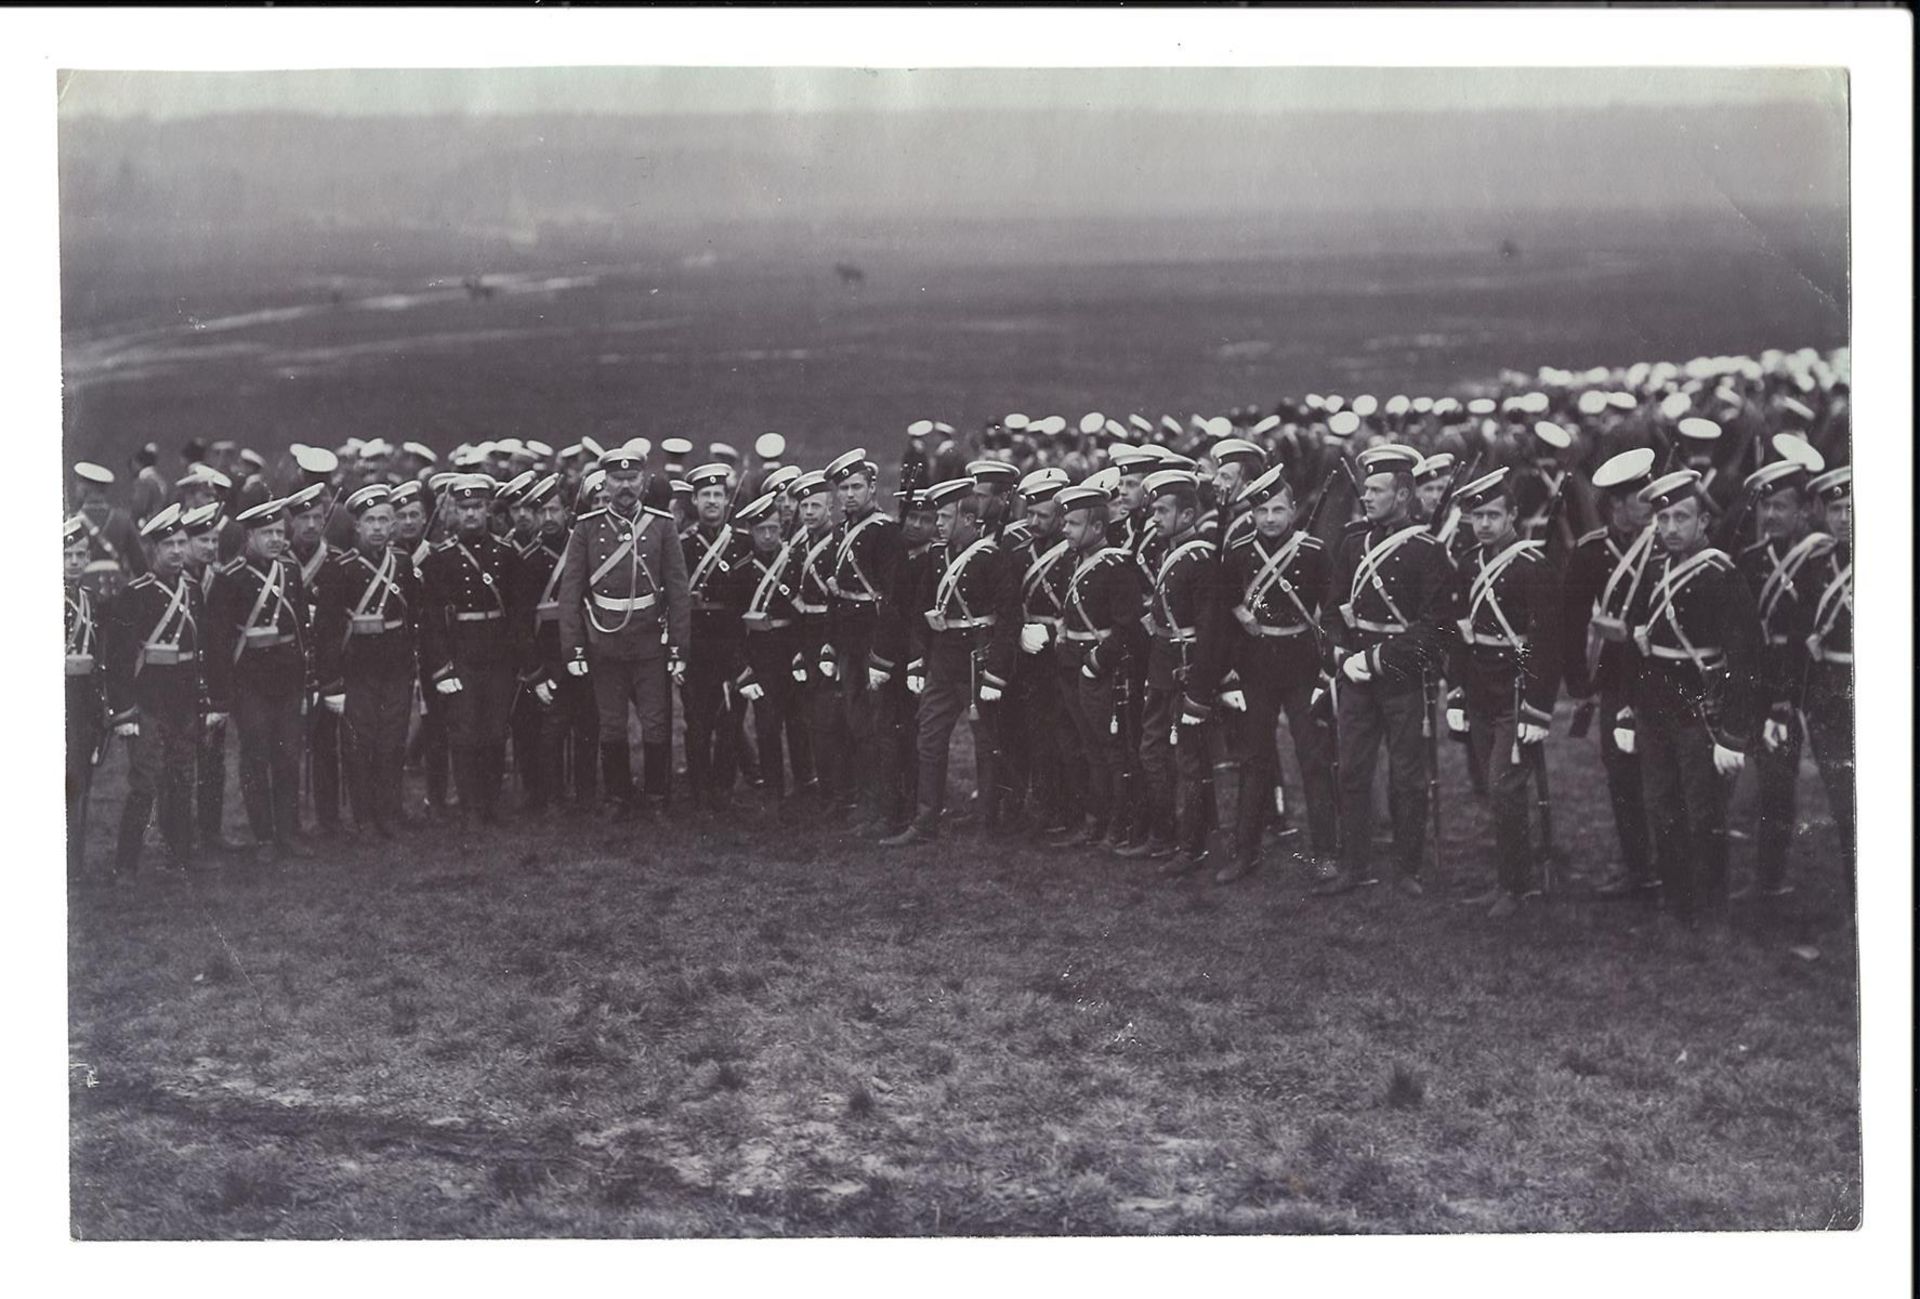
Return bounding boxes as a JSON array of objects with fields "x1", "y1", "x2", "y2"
[
  {"x1": 879, "y1": 803, "x2": 940, "y2": 847},
  {"x1": 642, "y1": 741, "x2": 672, "y2": 815},
  {"x1": 599, "y1": 742, "x2": 635, "y2": 817},
  {"x1": 1211, "y1": 759, "x2": 1257, "y2": 884}
]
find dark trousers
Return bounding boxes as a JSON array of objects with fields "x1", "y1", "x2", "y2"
[
  {"x1": 806, "y1": 673, "x2": 848, "y2": 803},
  {"x1": 308, "y1": 698, "x2": 343, "y2": 828},
  {"x1": 1112, "y1": 633, "x2": 1149, "y2": 841},
  {"x1": 683, "y1": 634, "x2": 741, "y2": 800},
  {"x1": 196, "y1": 717, "x2": 228, "y2": 843},
  {"x1": 1138, "y1": 686, "x2": 1180, "y2": 848},
  {"x1": 1007, "y1": 648, "x2": 1072, "y2": 827},
  {"x1": 66, "y1": 681, "x2": 101, "y2": 872},
  {"x1": 1058, "y1": 655, "x2": 1119, "y2": 834},
  {"x1": 116, "y1": 701, "x2": 198, "y2": 874},
  {"x1": 589, "y1": 653, "x2": 670, "y2": 739},
  {"x1": 1752, "y1": 714, "x2": 1804, "y2": 891},
  {"x1": 745, "y1": 629, "x2": 814, "y2": 795},
  {"x1": 1335, "y1": 677, "x2": 1430, "y2": 879},
  {"x1": 411, "y1": 685, "x2": 451, "y2": 809},
  {"x1": 834, "y1": 623, "x2": 888, "y2": 816},
  {"x1": 510, "y1": 680, "x2": 548, "y2": 809},
  {"x1": 1463, "y1": 667, "x2": 1534, "y2": 895},
  {"x1": 1638, "y1": 693, "x2": 1730, "y2": 922},
  {"x1": 447, "y1": 661, "x2": 515, "y2": 822},
  {"x1": 344, "y1": 669, "x2": 412, "y2": 830},
  {"x1": 547, "y1": 672, "x2": 600, "y2": 807},
  {"x1": 1803, "y1": 663, "x2": 1855, "y2": 865},
  {"x1": 236, "y1": 681, "x2": 304, "y2": 845},
  {"x1": 1596, "y1": 688, "x2": 1652, "y2": 881},
  {"x1": 1231, "y1": 676, "x2": 1338, "y2": 865},
  {"x1": 913, "y1": 635, "x2": 1002, "y2": 822}
]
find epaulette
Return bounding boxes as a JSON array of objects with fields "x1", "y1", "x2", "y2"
[
  {"x1": 1343, "y1": 518, "x2": 1371, "y2": 535},
  {"x1": 1577, "y1": 527, "x2": 1607, "y2": 547},
  {"x1": 644, "y1": 506, "x2": 674, "y2": 520},
  {"x1": 1699, "y1": 549, "x2": 1735, "y2": 572},
  {"x1": 219, "y1": 556, "x2": 246, "y2": 575},
  {"x1": 679, "y1": 524, "x2": 697, "y2": 540},
  {"x1": 1741, "y1": 537, "x2": 1771, "y2": 555},
  {"x1": 431, "y1": 539, "x2": 457, "y2": 553},
  {"x1": 1228, "y1": 533, "x2": 1257, "y2": 552},
  {"x1": 1298, "y1": 533, "x2": 1325, "y2": 550},
  {"x1": 574, "y1": 508, "x2": 608, "y2": 524},
  {"x1": 1410, "y1": 530, "x2": 1443, "y2": 546},
  {"x1": 128, "y1": 573, "x2": 156, "y2": 590}
]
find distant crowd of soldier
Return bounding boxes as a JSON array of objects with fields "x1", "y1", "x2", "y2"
[{"x1": 64, "y1": 344, "x2": 1854, "y2": 929}]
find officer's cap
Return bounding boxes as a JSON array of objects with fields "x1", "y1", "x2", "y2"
[
  {"x1": 285, "y1": 482, "x2": 328, "y2": 515},
  {"x1": 924, "y1": 478, "x2": 977, "y2": 509},
  {"x1": 495, "y1": 438, "x2": 526, "y2": 456},
  {"x1": 400, "y1": 441, "x2": 437, "y2": 464},
  {"x1": 360, "y1": 438, "x2": 394, "y2": 459},
  {"x1": 526, "y1": 440, "x2": 554, "y2": 459},
  {"x1": 1002, "y1": 413, "x2": 1030, "y2": 432},
  {"x1": 181, "y1": 503, "x2": 224, "y2": 536},
  {"x1": 1533, "y1": 420, "x2": 1573, "y2": 451},
  {"x1": 522, "y1": 474, "x2": 562, "y2": 509},
  {"x1": 1432, "y1": 397, "x2": 1462, "y2": 417},
  {"x1": 238, "y1": 449, "x2": 266, "y2": 472},
  {"x1": 63, "y1": 515, "x2": 87, "y2": 547},
  {"x1": 757, "y1": 432, "x2": 789, "y2": 458},
  {"x1": 234, "y1": 499, "x2": 288, "y2": 530},
  {"x1": 450, "y1": 445, "x2": 487, "y2": 469},
  {"x1": 1742, "y1": 459, "x2": 1808, "y2": 498},
  {"x1": 1236, "y1": 464, "x2": 1293, "y2": 511},
  {"x1": 1466, "y1": 398, "x2": 1497, "y2": 416},
  {"x1": 709, "y1": 442, "x2": 740, "y2": 464},
  {"x1": 1078, "y1": 411, "x2": 1107, "y2": 436},
  {"x1": 390, "y1": 481, "x2": 427, "y2": 510},
  {"x1": 176, "y1": 466, "x2": 231, "y2": 491},
  {"x1": 1211, "y1": 437, "x2": 1266, "y2": 470},
  {"x1": 1019, "y1": 467, "x2": 1069, "y2": 503},
  {"x1": 1159, "y1": 452, "x2": 1199, "y2": 472},
  {"x1": 1413, "y1": 452, "x2": 1455, "y2": 484},
  {"x1": 1778, "y1": 397, "x2": 1816, "y2": 426},
  {"x1": 661, "y1": 436, "x2": 695, "y2": 460},
  {"x1": 1384, "y1": 395, "x2": 1411, "y2": 417},
  {"x1": 1577, "y1": 390, "x2": 1610, "y2": 417},
  {"x1": 1357, "y1": 445, "x2": 1421, "y2": 479},
  {"x1": 1351, "y1": 395, "x2": 1379, "y2": 418},
  {"x1": 825, "y1": 449, "x2": 875, "y2": 483},
  {"x1": 496, "y1": 470, "x2": 537, "y2": 502},
  {"x1": 1677, "y1": 417, "x2": 1721, "y2": 443},
  {"x1": 1659, "y1": 391, "x2": 1693, "y2": 420},
  {"x1": 1326, "y1": 410, "x2": 1363, "y2": 439},
  {"x1": 449, "y1": 475, "x2": 495, "y2": 504},
  {"x1": 624, "y1": 436, "x2": 652, "y2": 460},
  {"x1": 1769, "y1": 433, "x2": 1824, "y2": 474},
  {"x1": 1127, "y1": 414, "x2": 1154, "y2": 435},
  {"x1": 1454, "y1": 469, "x2": 1512, "y2": 513},
  {"x1": 1411, "y1": 396, "x2": 1435, "y2": 415},
  {"x1": 1108, "y1": 444, "x2": 1159, "y2": 471},
  {"x1": 966, "y1": 459, "x2": 1020, "y2": 485},
  {"x1": 1158, "y1": 415, "x2": 1183, "y2": 438},
  {"x1": 579, "y1": 470, "x2": 608, "y2": 502},
  {"x1": 761, "y1": 464, "x2": 801, "y2": 495},
  {"x1": 670, "y1": 480, "x2": 695, "y2": 502},
  {"x1": 582, "y1": 435, "x2": 606, "y2": 459},
  {"x1": 1592, "y1": 447, "x2": 1657, "y2": 493},
  {"x1": 932, "y1": 421, "x2": 956, "y2": 437},
  {"x1": 788, "y1": 470, "x2": 830, "y2": 499},
  {"x1": 1142, "y1": 468, "x2": 1200, "y2": 504},
  {"x1": 140, "y1": 503, "x2": 187, "y2": 540},
  {"x1": 427, "y1": 472, "x2": 460, "y2": 494},
  {"x1": 295, "y1": 445, "x2": 340, "y2": 477},
  {"x1": 558, "y1": 443, "x2": 584, "y2": 461},
  {"x1": 1103, "y1": 418, "x2": 1128, "y2": 441},
  {"x1": 599, "y1": 448, "x2": 645, "y2": 473},
  {"x1": 1638, "y1": 469, "x2": 1705, "y2": 512},
  {"x1": 1807, "y1": 466, "x2": 1851, "y2": 503},
  {"x1": 343, "y1": 484, "x2": 393, "y2": 517},
  {"x1": 736, "y1": 492, "x2": 780, "y2": 526},
  {"x1": 1249, "y1": 413, "x2": 1282, "y2": 438},
  {"x1": 687, "y1": 463, "x2": 732, "y2": 491}
]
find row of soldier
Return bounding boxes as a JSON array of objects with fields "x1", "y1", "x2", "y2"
[{"x1": 65, "y1": 357, "x2": 1853, "y2": 928}]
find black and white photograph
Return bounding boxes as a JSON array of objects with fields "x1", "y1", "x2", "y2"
[{"x1": 18, "y1": 6, "x2": 1912, "y2": 1274}]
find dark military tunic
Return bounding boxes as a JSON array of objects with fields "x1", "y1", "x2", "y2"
[
  {"x1": 315, "y1": 543, "x2": 424, "y2": 831},
  {"x1": 103, "y1": 571, "x2": 207, "y2": 872}
]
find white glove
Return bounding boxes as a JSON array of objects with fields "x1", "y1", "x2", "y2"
[
  {"x1": 819, "y1": 658, "x2": 838, "y2": 680},
  {"x1": 1340, "y1": 653, "x2": 1372, "y2": 684},
  {"x1": 565, "y1": 658, "x2": 590, "y2": 678},
  {"x1": 1612, "y1": 727, "x2": 1636, "y2": 755},
  {"x1": 907, "y1": 673, "x2": 926, "y2": 696},
  {"x1": 532, "y1": 681, "x2": 555, "y2": 707},
  {"x1": 1763, "y1": 718, "x2": 1790, "y2": 752},
  {"x1": 791, "y1": 665, "x2": 808, "y2": 683},
  {"x1": 323, "y1": 693, "x2": 346, "y2": 716},
  {"x1": 114, "y1": 720, "x2": 139, "y2": 739},
  {"x1": 1019, "y1": 623, "x2": 1050, "y2": 655},
  {"x1": 1220, "y1": 688, "x2": 1247, "y2": 713},
  {"x1": 1179, "y1": 706, "x2": 1207, "y2": 727},
  {"x1": 1081, "y1": 661, "x2": 1098, "y2": 681},
  {"x1": 1310, "y1": 685, "x2": 1327, "y2": 710},
  {"x1": 436, "y1": 677, "x2": 463, "y2": 696},
  {"x1": 1445, "y1": 707, "x2": 1468, "y2": 734},
  {"x1": 1713, "y1": 743, "x2": 1745, "y2": 776},
  {"x1": 740, "y1": 682, "x2": 765, "y2": 703},
  {"x1": 669, "y1": 657, "x2": 687, "y2": 688},
  {"x1": 1517, "y1": 721, "x2": 1549, "y2": 746},
  {"x1": 978, "y1": 683, "x2": 1003, "y2": 704},
  {"x1": 204, "y1": 712, "x2": 228, "y2": 731},
  {"x1": 868, "y1": 667, "x2": 891, "y2": 691}
]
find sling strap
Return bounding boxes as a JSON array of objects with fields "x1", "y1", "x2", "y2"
[
  {"x1": 1021, "y1": 539, "x2": 1071, "y2": 619},
  {"x1": 1348, "y1": 523, "x2": 1428, "y2": 629},
  {"x1": 1757, "y1": 532, "x2": 1835, "y2": 632},
  {"x1": 932, "y1": 536, "x2": 998, "y2": 623},
  {"x1": 832, "y1": 511, "x2": 888, "y2": 602},
  {"x1": 1464, "y1": 539, "x2": 1543, "y2": 649}
]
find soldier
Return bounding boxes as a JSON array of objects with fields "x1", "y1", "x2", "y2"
[
  {"x1": 880, "y1": 478, "x2": 1020, "y2": 845},
  {"x1": 315, "y1": 484, "x2": 424, "y2": 839},
  {"x1": 557, "y1": 449, "x2": 690, "y2": 818},
  {"x1": 1562, "y1": 447, "x2": 1661, "y2": 899},
  {"x1": 1001, "y1": 468, "x2": 1074, "y2": 837},
  {"x1": 1316, "y1": 444, "x2": 1452, "y2": 898},
  {"x1": 70, "y1": 461, "x2": 146, "y2": 591},
  {"x1": 1443, "y1": 469, "x2": 1563, "y2": 916},
  {"x1": 1208, "y1": 437, "x2": 1267, "y2": 548},
  {"x1": 420, "y1": 476, "x2": 533, "y2": 826},
  {"x1": 514, "y1": 473, "x2": 593, "y2": 813},
  {"x1": 129, "y1": 443, "x2": 168, "y2": 526},
  {"x1": 786, "y1": 471, "x2": 842, "y2": 810},
  {"x1": 65, "y1": 516, "x2": 106, "y2": 876},
  {"x1": 1412, "y1": 453, "x2": 1457, "y2": 532},
  {"x1": 1509, "y1": 421, "x2": 1577, "y2": 546},
  {"x1": 1190, "y1": 464, "x2": 1337, "y2": 883},
  {"x1": 1674, "y1": 417, "x2": 1732, "y2": 515},
  {"x1": 823, "y1": 449, "x2": 904, "y2": 828},
  {"x1": 205, "y1": 498, "x2": 315, "y2": 859},
  {"x1": 1624, "y1": 469, "x2": 1763, "y2": 929},
  {"x1": 103, "y1": 505, "x2": 223, "y2": 877},
  {"x1": 1732, "y1": 453, "x2": 1833, "y2": 899},
  {"x1": 1116, "y1": 468, "x2": 1221, "y2": 871},
  {"x1": 1795, "y1": 467, "x2": 1854, "y2": 878},
  {"x1": 681, "y1": 463, "x2": 752, "y2": 810},
  {"x1": 175, "y1": 465, "x2": 245, "y2": 562},
  {"x1": 182, "y1": 502, "x2": 237, "y2": 852},
  {"x1": 285, "y1": 483, "x2": 344, "y2": 835},
  {"x1": 1043, "y1": 485, "x2": 1142, "y2": 847},
  {"x1": 735, "y1": 492, "x2": 814, "y2": 799},
  {"x1": 881, "y1": 483, "x2": 941, "y2": 828}
]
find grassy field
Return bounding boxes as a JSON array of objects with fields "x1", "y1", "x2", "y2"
[{"x1": 67, "y1": 703, "x2": 1860, "y2": 1239}]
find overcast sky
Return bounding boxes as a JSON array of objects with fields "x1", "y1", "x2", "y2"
[{"x1": 58, "y1": 66, "x2": 1844, "y2": 120}]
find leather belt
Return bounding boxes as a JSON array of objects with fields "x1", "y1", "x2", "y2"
[
  {"x1": 927, "y1": 612, "x2": 997, "y2": 631},
  {"x1": 1647, "y1": 644, "x2": 1724, "y2": 666},
  {"x1": 1766, "y1": 634, "x2": 1792, "y2": 646},
  {"x1": 1149, "y1": 626, "x2": 1197, "y2": 643},
  {"x1": 244, "y1": 628, "x2": 295, "y2": 648},
  {"x1": 66, "y1": 653, "x2": 95, "y2": 676},
  {"x1": 350, "y1": 616, "x2": 406, "y2": 636},
  {"x1": 1352, "y1": 617, "x2": 1406, "y2": 635},
  {"x1": 1249, "y1": 623, "x2": 1309, "y2": 639},
  {"x1": 835, "y1": 591, "x2": 878, "y2": 604},
  {"x1": 1060, "y1": 628, "x2": 1111, "y2": 642},
  {"x1": 590, "y1": 593, "x2": 655, "y2": 613},
  {"x1": 794, "y1": 601, "x2": 829, "y2": 615},
  {"x1": 454, "y1": 610, "x2": 505, "y2": 622},
  {"x1": 1469, "y1": 633, "x2": 1526, "y2": 648},
  {"x1": 143, "y1": 646, "x2": 196, "y2": 665},
  {"x1": 692, "y1": 601, "x2": 731, "y2": 614},
  {"x1": 745, "y1": 617, "x2": 794, "y2": 632},
  {"x1": 1808, "y1": 646, "x2": 1852, "y2": 664},
  {"x1": 1027, "y1": 615, "x2": 1061, "y2": 629},
  {"x1": 535, "y1": 599, "x2": 561, "y2": 625}
]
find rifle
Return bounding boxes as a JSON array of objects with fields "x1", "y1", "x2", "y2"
[
  {"x1": 1424, "y1": 668, "x2": 1442, "y2": 878},
  {"x1": 1710, "y1": 480, "x2": 1764, "y2": 553},
  {"x1": 1427, "y1": 450, "x2": 1483, "y2": 538},
  {"x1": 1297, "y1": 461, "x2": 1348, "y2": 539}
]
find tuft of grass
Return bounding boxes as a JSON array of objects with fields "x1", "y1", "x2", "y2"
[
  {"x1": 200, "y1": 952, "x2": 238, "y2": 986},
  {"x1": 1385, "y1": 1063, "x2": 1426, "y2": 1110},
  {"x1": 845, "y1": 1082, "x2": 876, "y2": 1119}
]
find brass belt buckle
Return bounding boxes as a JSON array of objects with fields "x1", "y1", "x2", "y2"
[{"x1": 65, "y1": 653, "x2": 94, "y2": 676}]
